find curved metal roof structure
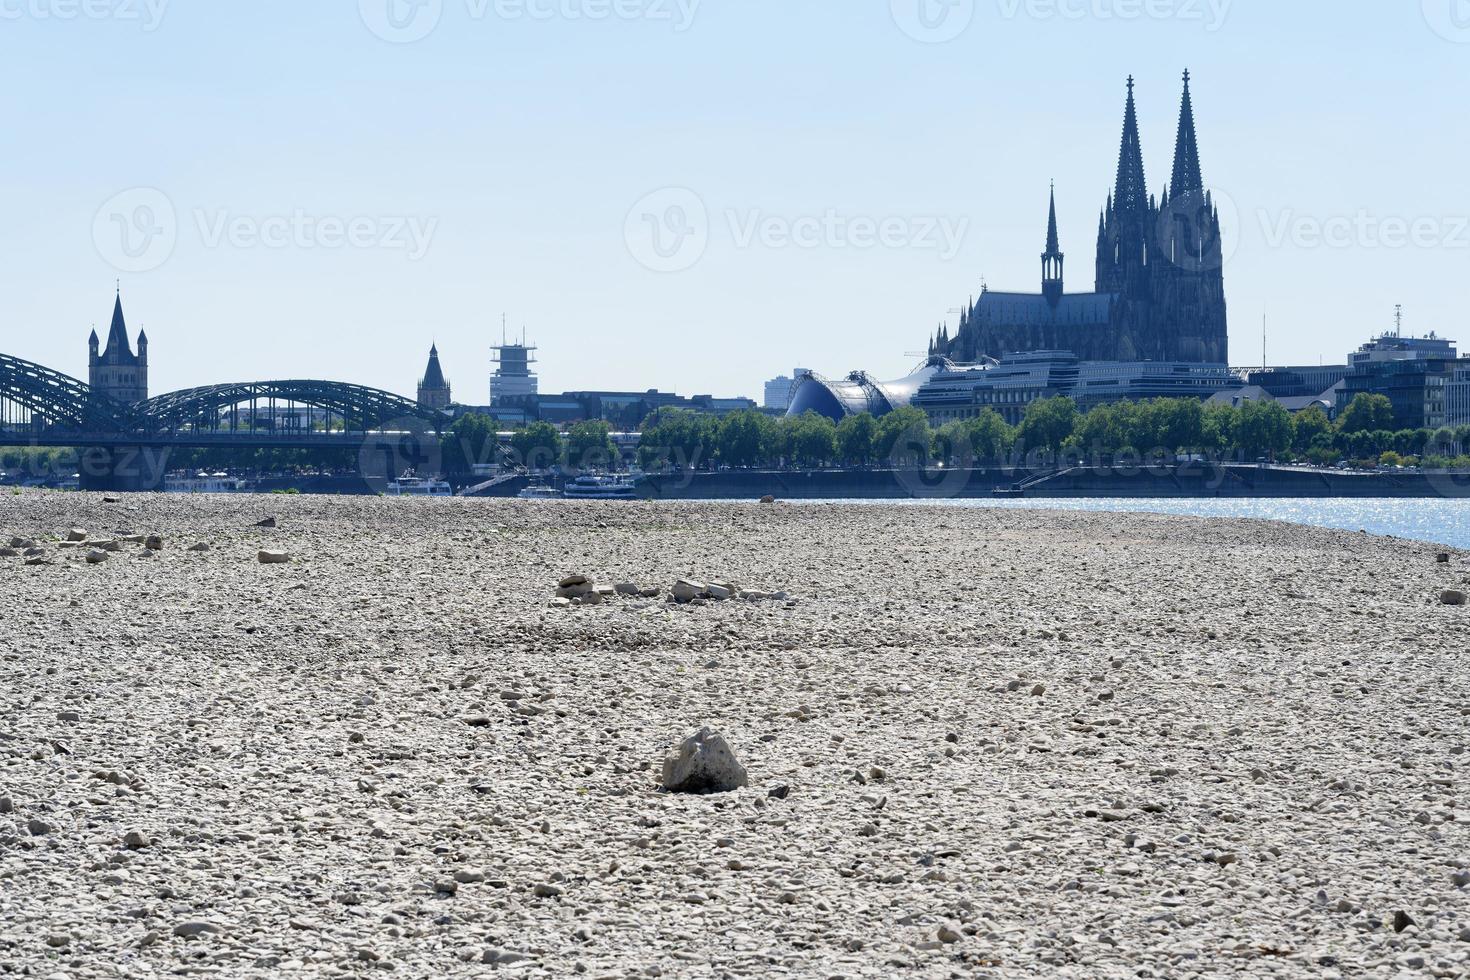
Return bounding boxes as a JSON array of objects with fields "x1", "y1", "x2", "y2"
[{"x1": 787, "y1": 357, "x2": 957, "y2": 423}]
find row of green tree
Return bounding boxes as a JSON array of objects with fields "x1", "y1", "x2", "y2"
[{"x1": 632, "y1": 393, "x2": 1470, "y2": 471}]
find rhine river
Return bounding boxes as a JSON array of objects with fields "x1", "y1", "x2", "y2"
[{"x1": 806, "y1": 498, "x2": 1470, "y2": 550}]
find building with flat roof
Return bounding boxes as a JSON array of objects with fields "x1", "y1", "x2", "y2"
[
  {"x1": 491, "y1": 341, "x2": 538, "y2": 405},
  {"x1": 1336, "y1": 332, "x2": 1461, "y2": 430}
]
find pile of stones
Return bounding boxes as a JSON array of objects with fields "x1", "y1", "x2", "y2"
[{"x1": 550, "y1": 574, "x2": 788, "y2": 608}]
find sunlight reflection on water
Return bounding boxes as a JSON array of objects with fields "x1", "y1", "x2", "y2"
[{"x1": 803, "y1": 498, "x2": 1470, "y2": 550}]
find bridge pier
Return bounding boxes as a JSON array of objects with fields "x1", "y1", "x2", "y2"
[{"x1": 77, "y1": 446, "x2": 170, "y2": 493}]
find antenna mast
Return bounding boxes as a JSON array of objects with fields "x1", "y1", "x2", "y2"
[{"x1": 1395, "y1": 304, "x2": 1403, "y2": 339}]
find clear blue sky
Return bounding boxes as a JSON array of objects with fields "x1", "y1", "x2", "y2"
[{"x1": 3, "y1": 1, "x2": 1469, "y2": 401}]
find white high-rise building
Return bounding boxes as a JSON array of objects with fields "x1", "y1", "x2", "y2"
[{"x1": 764, "y1": 369, "x2": 810, "y2": 411}]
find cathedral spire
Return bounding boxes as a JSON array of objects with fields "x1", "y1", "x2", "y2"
[
  {"x1": 1170, "y1": 68, "x2": 1203, "y2": 196},
  {"x1": 1042, "y1": 183, "x2": 1065, "y2": 305},
  {"x1": 1045, "y1": 181, "x2": 1061, "y2": 255},
  {"x1": 1113, "y1": 75, "x2": 1149, "y2": 220}
]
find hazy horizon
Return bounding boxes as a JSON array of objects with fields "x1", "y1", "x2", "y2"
[{"x1": 3, "y1": 1, "x2": 1469, "y2": 402}]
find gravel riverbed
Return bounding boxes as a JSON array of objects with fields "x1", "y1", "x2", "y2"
[{"x1": 2, "y1": 491, "x2": 1469, "y2": 978}]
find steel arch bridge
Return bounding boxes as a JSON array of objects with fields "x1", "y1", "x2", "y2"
[
  {"x1": 0, "y1": 355, "x2": 444, "y2": 443},
  {"x1": 135, "y1": 380, "x2": 442, "y2": 436},
  {"x1": 0, "y1": 353, "x2": 129, "y2": 432}
]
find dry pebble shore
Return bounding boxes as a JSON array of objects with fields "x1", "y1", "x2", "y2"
[{"x1": 2, "y1": 490, "x2": 1470, "y2": 978}]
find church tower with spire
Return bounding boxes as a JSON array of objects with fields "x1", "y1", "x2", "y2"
[
  {"x1": 1042, "y1": 183, "x2": 1064, "y2": 307},
  {"x1": 88, "y1": 289, "x2": 148, "y2": 404},
  {"x1": 935, "y1": 71, "x2": 1228, "y2": 366},
  {"x1": 417, "y1": 344, "x2": 452, "y2": 410}
]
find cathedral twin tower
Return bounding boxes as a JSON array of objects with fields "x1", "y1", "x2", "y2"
[{"x1": 933, "y1": 72, "x2": 1229, "y2": 366}]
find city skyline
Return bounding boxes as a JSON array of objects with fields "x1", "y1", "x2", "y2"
[{"x1": 3, "y1": 3, "x2": 1469, "y2": 399}]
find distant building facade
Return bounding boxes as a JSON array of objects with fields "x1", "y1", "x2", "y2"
[
  {"x1": 763, "y1": 369, "x2": 811, "y2": 411},
  {"x1": 88, "y1": 292, "x2": 148, "y2": 404},
  {"x1": 911, "y1": 352, "x2": 1236, "y2": 425},
  {"x1": 1337, "y1": 333, "x2": 1459, "y2": 431},
  {"x1": 491, "y1": 341, "x2": 539, "y2": 405},
  {"x1": 417, "y1": 345, "x2": 452, "y2": 410},
  {"x1": 931, "y1": 73, "x2": 1228, "y2": 367}
]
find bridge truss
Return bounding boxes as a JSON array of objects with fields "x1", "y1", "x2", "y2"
[{"x1": 1, "y1": 356, "x2": 443, "y2": 445}]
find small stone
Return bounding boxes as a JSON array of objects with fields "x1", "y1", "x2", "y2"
[
  {"x1": 661, "y1": 727, "x2": 748, "y2": 794},
  {"x1": 672, "y1": 579, "x2": 708, "y2": 603},
  {"x1": 172, "y1": 921, "x2": 225, "y2": 938},
  {"x1": 1452, "y1": 869, "x2": 1470, "y2": 888},
  {"x1": 868, "y1": 766, "x2": 887, "y2": 783},
  {"x1": 0, "y1": 796, "x2": 12, "y2": 813},
  {"x1": 57, "y1": 710, "x2": 81, "y2": 723},
  {"x1": 937, "y1": 925, "x2": 962, "y2": 944},
  {"x1": 767, "y1": 784, "x2": 790, "y2": 800},
  {"x1": 45, "y1": 933, "x2": 70, "y2": 948},
  {"x1": 66, "y1": 529, "x2": 88, "y2": 542},
  {"x1": 1031, "y1": 683, "x2": 1047, "y2": 697},
  {"x1": 434, "y1": 880, "x2": 458, "y2": 895},
  {"x1": 453, "y1": 870, "x2": 485, "y2": 884},
  {"x1": 85, "y1": 550, "x2": 109, "y2": 564},
  {"x1": 1438, "y1": 553, "x2": 1451, "y2": 563},
  {"x1": 27, "y1": 818, "x2": 53, "y2": 836},
  {"x1": 615, "y1": 583, "x2": 642, "y2": 596},
  {"x1": 760, "y1": 495, "x2": 776, "y2": 504},
  {"x1": 188, "y1": 542, "x2": 210, "y2": 552},
  {"x1": 532, "y1": 883, "x2": 562, "y2": 898},
  {"x1": 144, "y1": 535, "x2": 164, "y2": 550},
  {"x1": 123, "y1": 830, "x2": 152, "y2": 850},
  {"x1": 255, "y1": 517, "x2": 277, "y2": 528},
  {"x1": 1393, "y1": 910, "x2": 1415, "y2": 933},
  {"x1": 258, "y1": 550, "x2": 291, "y2": 564},
  {"x1": 1442, "y1": 590, "x2": 1467, "y2": 606},
  {"x1": 707, "y1": 584, "x2": 733, "y2": 601}
]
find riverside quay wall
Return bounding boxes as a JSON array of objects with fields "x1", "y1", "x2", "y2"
[{"x1": 635, "y1": 465, "x2": 1470, "y2": 500}]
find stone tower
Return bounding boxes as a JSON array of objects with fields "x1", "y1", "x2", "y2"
[
  {"x1": 417, "y1": 344, "x2": 452, "y2": 410},
  {"x1": 88, "y1": 290, "x2": 148, "y2": 404}
]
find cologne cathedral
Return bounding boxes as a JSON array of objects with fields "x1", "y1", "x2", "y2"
[{"x1": 931, "y1": 72, "x2": 1229, "y2": 365}]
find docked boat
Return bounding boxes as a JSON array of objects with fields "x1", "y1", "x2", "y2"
[
  {"x1": 386, "y1": 472, "x2": 452, "y2": 497},
  {"x1": 165, "y1": 471, "x2": 252, "y2": 494},
  {"x1": 516, "y1": 486, "x2": 562, "y2": 500},
  {"x1": 561, "y1": 475, "x2": 639, "y2": 501}
]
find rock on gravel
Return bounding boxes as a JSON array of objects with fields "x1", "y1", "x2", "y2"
[
  {"x1": 257, "y1": 549, "x2": 290, "y2": 564},
  {"x1": 661, "y1": 727, "x2": 749, "y2": 794}
]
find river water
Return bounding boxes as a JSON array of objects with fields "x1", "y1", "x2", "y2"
[{"x1": 801, "y1": 498, "x2": 1470, "y2": 550}]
